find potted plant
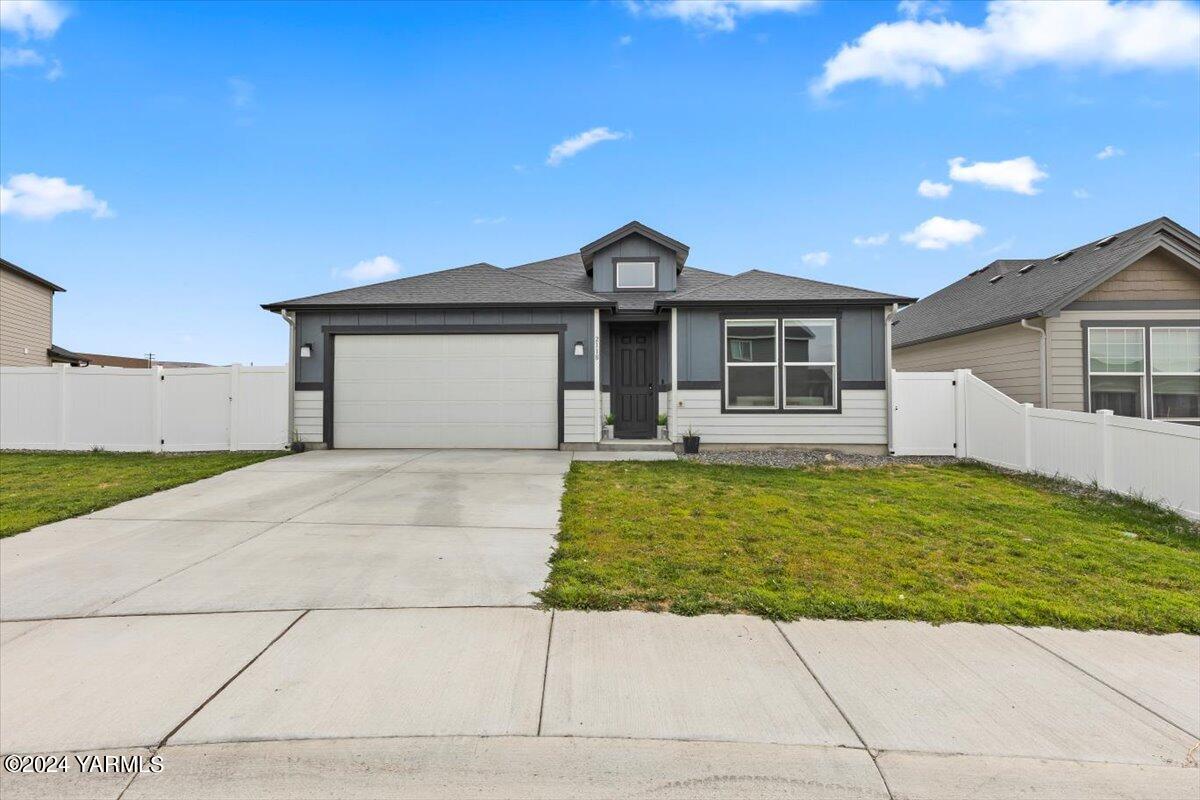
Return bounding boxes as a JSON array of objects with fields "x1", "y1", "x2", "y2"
[
  {"x1": 289, "y1": 428, "x2": 307, "y2": 453},
  {"x1": 656, "y1": 412, "x2": 668, "y2": 440},
  {"x1": 603, "y1": 413, "x2": 615, "y2": 440},
  {"x1": 682, "y1": 426, "x2": 701, "y2": 454}
]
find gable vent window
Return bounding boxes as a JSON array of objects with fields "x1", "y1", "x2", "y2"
[
  {"x1": 1018, "y1": 263, "x2": 1036, "y2": 274},
  {"x1": 1094, "y1": 235, "x2": 1118, "y2": 249},
  {"x1": 988, "y1": 274, "x2": 1003, "y2": 284},
  {"x1": 615, "y1": 260, "x2": 656, "y2": 290}
]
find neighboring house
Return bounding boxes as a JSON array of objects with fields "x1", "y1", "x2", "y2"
[
  {"x1": 0, "y1": 258, "x2": 66, "y2": 367},
  {"x1": 68, "y1": 353, "x2": 212, "y2": 368},
  {"x1": 893, "y1": 217, "x2": 1200, "y2": 424},
  {"x1": 264, "y1": 221, "x2": 913, "y2": 450}
]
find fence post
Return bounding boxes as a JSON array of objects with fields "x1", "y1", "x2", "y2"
[
  {"x1": 1022, "y1": 403, "x2": 1033, "y2": 471},
  {"x1": 152, "y1": 366, "x2": 164, "y2": 453},
  {"x1": 56, "y1": 362, "x2": 68, "y2": 450},
  {"x1": 229, "y1": 363, "x2": 241, "y2": 451},
  {"x1": 953, "y1": 368, "x2": 971, "y2": 458},
  {"x1": 1096, "y1": 409, "x2": 1113, "y2": 490}
]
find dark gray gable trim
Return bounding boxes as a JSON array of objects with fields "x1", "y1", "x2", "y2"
[
  {"x1": 321, "y1": 324, "x2": 567, "y2": 448},
  {"x1": 1065, "y1": 299, "x2": 1200, "y2": 311},
  {"x1": 579, "y1": 221, "x2": 689, "y2": 273},
  {"x1": 718, "y1": 310, "x2": 845, "y2": 415},
  {"x1": 1042, "y1": 235, "x2": 1200, "y2": 317},
  {"x1": 1079, "y1": 318, "x2": 1199, "y2": 416}
]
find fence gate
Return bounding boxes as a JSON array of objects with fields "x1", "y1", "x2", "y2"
[{"x1": 890, "y1": 371, "x2": 957, "y2": 456}]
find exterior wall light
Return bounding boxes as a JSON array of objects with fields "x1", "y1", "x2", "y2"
[
  {"x1": 573, "y1": 341, "x2": 585, "y2": 357},
  {"x1": 300, "y1": 343, "x2": 313, "y2": 358}
]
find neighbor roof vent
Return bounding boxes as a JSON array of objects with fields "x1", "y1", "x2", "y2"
[
  {"x1": 1018, "y1": 263, "x2": 1036, "y2": 274},
  {"x1": 988, "y1": 274, "x2": 1003, "y2": 284},
  {"x1": 1094, "y1": 235, "x2": 1118, "y2": 249},
  {"x1": 1052, "y1": 251, "x2": 1073, "y2": 262}
]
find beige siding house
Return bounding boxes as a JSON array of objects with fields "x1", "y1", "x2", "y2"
[
  {"x1": 893, "y1": 218, "x2": 1200, "y2": 423},
  {"x1": 0, "y1": 258, "x2": 65, "y2": 367}
]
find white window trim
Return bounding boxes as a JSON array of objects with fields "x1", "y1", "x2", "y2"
[
  {"x1": 1087, "y1": 326, "x2": 1147, "y2": 417},
  {"x1": 783, "y1": 318, "x2": 838, "y2": 411},
  {"x1": 724, "y1": 318, "x2": 778, "y2": 411},
  {"x1": 615, "y1": 261, "x2": 656, "y2": 290},
  {"x1": 1150, "y1": 326, "x2": 1200, "y2": 422}
]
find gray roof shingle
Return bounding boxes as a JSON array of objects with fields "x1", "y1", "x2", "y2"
[
  {"x1": 659, "y1": 269, "x2": 914, "y2": 306},
  {"x1": 892, "y1": 217, "x2": 1200, "y2": 348},
  {"x1": 509, "y1": 253, "x2": 730, "y2": 311},
  {"x1": 262, "y1": 262, "x2": 611, "y2": 310}
]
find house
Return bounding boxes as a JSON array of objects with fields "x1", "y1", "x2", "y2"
[
  {"x1": 0, "y1": 258, "x2": 66, "y2": 367},
  {"x1": 263, "y1": 221, "x2": 913, "y2": 450},
  {"x1": 892, "y1": 217, "x2": 1200, "y2": 423}
]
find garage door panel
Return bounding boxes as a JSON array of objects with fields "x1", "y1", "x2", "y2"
[{"x1": 333, "y1": 334, "x2": 559, "y2": 449}]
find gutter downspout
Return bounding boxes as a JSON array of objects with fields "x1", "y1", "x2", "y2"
[
  {"x1": 884, "y1": 303, "x2": 898, "y2": 454},
  {"x1": 275, "y1": 309, "x2": 296, "y2": 445},
  {"x1": 1020, "y1": 318, "x2": 1047, "y2": 407}
]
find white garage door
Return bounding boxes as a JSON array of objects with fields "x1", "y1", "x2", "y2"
[{"x1": 332, "y1": 333, "x2": 558, "y2": 449}]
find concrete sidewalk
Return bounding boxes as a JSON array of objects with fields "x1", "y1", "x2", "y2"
[{"x1": 1, "y1": 450, "x2": 1197, "y2": 799}]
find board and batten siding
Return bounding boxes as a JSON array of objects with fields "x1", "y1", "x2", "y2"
[
  {"x1": 893, "y1": 320, "x2": 1044, "y2": 406},
  {"x1": 675, "y1": 389, "x2": 887, "y2": 445},
  {"x1": 1047, "y1": 308, "x2": 1200, "y2": 411},
  {"x1": 0, "y1": 268, "x2": 54, "y2": 367},
  {"x1": 294, "y1": 389, "x2": 323, "y2": 443}
]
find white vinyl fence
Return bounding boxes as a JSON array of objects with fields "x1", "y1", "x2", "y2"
[
  {"x1": 1, "y1": 364, "x2": 288, "y2": 452},
  {"x1": 892, "y1": 369, "x2": 1200, "y2": 520}
]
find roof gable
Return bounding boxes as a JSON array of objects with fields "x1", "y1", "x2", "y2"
[
  {"x1": 579, "y1": 221, "x2": 689, "y2": 273},
  {"x1": 893, "y1": 216, "x2": 1200, "y2": 348},
  {"x1": 0, "y1": 257, "x2": 65, "y2": 293}
]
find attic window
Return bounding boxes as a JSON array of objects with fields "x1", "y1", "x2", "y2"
[
  {"x1": 615, "y1": 260, "x2": 656, "y2": 290},
  {"x1": 1094, "y1": 235, "x2": 1118, "y2": 249},
  {"x1": 988, "y1": 274, "x2": 1003, "y2": 284},
  {"x1": 1052, "y1": 251, "x2": 1073, "y2": 262},
  {"x1": 1018, "y1": 263, "x2": 1036, "y2": 274}
]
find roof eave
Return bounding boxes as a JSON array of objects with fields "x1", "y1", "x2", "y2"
[
  {"x1": 893, "y1": 312, "x2": 1043, "y2": 349},
  {"x1": 657, "y1": 296, "x2": 914, "y2": 309},
  {"x1": 0, "y1": 258, "x2": 66, "y2": 293},
  {"x1": 262, "y1": 299, "x2": 617, "y2": 312}
]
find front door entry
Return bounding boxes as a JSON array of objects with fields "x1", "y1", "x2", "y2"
[{"x1": 612, "y1": 326, "x2": 656, "y2": 438}]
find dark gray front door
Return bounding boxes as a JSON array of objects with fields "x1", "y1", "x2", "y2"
[{"x1": 613, "y1": 326, "x2": 656, "y2": 438}]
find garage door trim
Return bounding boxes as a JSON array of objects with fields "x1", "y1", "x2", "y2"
[{"x1": 321, "y1": 324, "x2": 566, "y2": 448}]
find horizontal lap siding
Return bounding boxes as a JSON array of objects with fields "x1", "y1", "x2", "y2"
[
  {"x1": 564, "y1": 389, "x2": 596, "y2": 443},
  {"x1": 1047, "y1": 308, "x2": 1200, "y2": 412},
  {"x1": 294, "y1": 390, "x2": 323, "y2": 442},
  {"x1": 0, "y1": 270, "x2": 53, "y2": 367},
  {"x1": 675, "y1": 389, "x2": 886, "y2": 444},
  {"x1": 893, "y1": 321, "x2": 1043, "y2": 405}
]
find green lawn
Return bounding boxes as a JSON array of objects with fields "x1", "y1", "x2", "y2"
[
  {"x1": 0, "y1": 450, "x2": 286, "y2": 538},
  {"x1": 538, "y1": 460, "x2": 1200, "y2": 633}
]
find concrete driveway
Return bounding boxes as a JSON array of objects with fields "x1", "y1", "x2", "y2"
[{"x1": 2, "y1": 449, "x2": 1198, "y2": 799}]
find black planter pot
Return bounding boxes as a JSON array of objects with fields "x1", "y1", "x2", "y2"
[
  {"x1": 682, "y1": 435, "x2": 700, "y2": 455},
  {"x1": 290, "y1": 441, "x2": 306, "y2": 453}
]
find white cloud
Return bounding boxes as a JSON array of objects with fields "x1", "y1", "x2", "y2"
[
  {"x1": 628, "y1": 0, "x2": 814, "y2": 33},
  {"x1": 898, "y1": 0, "x2": 948, "y2": 19},
  {"x1": 1095, "y1": 144, "x2": 1125, "y2": 160},
  {"x1": 0, "y1": 0, "x2": 67, "y2": 39},
  {"x1": 472, "y1": 215, "x2": 507, "y2": 225},
  {"x1": 814, "y1": 0, "x2": 1200, "y2": 95},
  {"x1": 801, "y1": 250, "x2": 830, "y2": 266},
  {"x1": 0, "y1": 173, "x2": 113, "y2": 220},
  {"x1": 44, "y1": 57, "x2": 60, "y2": 80},
  {"x1": 546, "y1": 127, "x2": 627, "y2": 166},
  {"x1": 917, "y1": 179, "x2": 952, "y2": 198},
  {"x1": 948, "y1": 155, "x2": 1046, "y2": 195},
  {"x1": 901, "y1": 216, "x2": 984, "y2": 250},
  {"x1": 853, "y1": 233, "x2": 890, "y2": 247},
  {"x1": 618, "y1": 34, "x2": 633, "y2": 46},
  {"x1": 333, "y1": 256, "x2": 401, "y2": 283},
  {"x1": 228, "y1": 77, "x2": 255, "y2": 108},
  {"x1": 1073, "y1": 188, "x2": 1091, "y2": 199},
  {"x1": 0, "y1": 46, "x2": 42, "y2": 69}
]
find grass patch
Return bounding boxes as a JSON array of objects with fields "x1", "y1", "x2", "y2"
[
  {"x1": 0, "y1": 450, "x2": 285, "y2": 537},
  {"x1": 538, "y1": 460, "x2": 1200, "y2": 633}
]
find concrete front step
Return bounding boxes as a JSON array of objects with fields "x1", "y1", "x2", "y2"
[{"x1": 597, "y1": 439, "x2": 674, "y2": 452}]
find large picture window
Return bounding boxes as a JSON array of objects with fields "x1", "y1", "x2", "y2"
[
  {"x1": 1087, "y1": 327, "x2": 1144, "y2": 417},
  {"x1": 615, "y1": 260, "x2": 656, "y2": 289},
  {"x1": 724, "y1": 319, "x2": 778, "y2": 409},
  {"x1": 1151, "y1": 327, "x2": 1200, "y2": 422},
  {"x1": 783, "y1": 319, "x2": 837, "y2": 409}
]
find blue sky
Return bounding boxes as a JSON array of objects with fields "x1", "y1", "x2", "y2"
[{"x1": 2, "y1": 0, "x2": 1198, "y2": 365}]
